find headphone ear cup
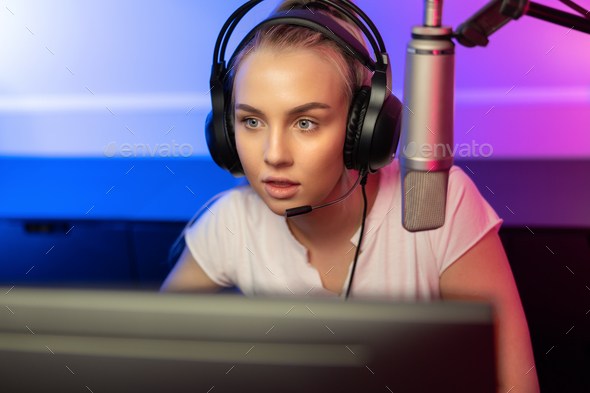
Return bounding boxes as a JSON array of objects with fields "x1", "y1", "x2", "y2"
[
  {"x1": 204, "y1": 77, "x2": 244, "y2": 177},
  {"x1": 368, "y1": 93, "x2": 403, "y2": 171},
  {"x1": 224, "y1": 103, "x2": 244, "y2": 176},
  {"x1": 225, "y1": 105, "x2": 237, "y2": 154},
  {"x1": 205, "y1": 108, "x2": 223, "y2": 167},
  {"x1": 343, "y1": 85, "x2": 371, "y2": 171}
]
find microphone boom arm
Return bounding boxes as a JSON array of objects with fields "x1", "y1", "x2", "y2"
[
  {"x1": 454, "y1": 0, "x2": 590, "y2": 48},
  {"x1": 285, "y1": 168, "x2": 367, "y2": 217}
]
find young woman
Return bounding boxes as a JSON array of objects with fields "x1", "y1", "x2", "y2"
[{"x1": 161, "y1": 1, "x2": 539, "y2": 391}]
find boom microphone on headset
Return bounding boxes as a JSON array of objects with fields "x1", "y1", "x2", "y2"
[
  {"x1": 286, "y1": 168, "x2": 367, "y2": 217},
  {"x1": 399, "y1": 0, "x2": 455, "y2": 232}
]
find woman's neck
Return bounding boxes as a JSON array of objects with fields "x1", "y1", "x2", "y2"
[{"x1": 286, "y1": 170, "x2": 381, "y2": 252}]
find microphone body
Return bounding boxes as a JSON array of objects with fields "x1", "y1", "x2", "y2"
[{"x1": 400, "y1": 24, "x2": 455, "y2": 232}]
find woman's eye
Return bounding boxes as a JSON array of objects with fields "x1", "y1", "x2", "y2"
[
  {"x1": 245, "y1": 118, "x2": 260, "y2": 129},
  {"x1": 241, "y1": 118, "x2": 318, "y2": 132},
  {"x1": 298, "y1": 119, "x2": 318, "y2": 132}
]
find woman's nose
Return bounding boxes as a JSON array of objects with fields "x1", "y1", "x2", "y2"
[{"x1": 263, "y1": 127, "x2": 292, "y2": 167}]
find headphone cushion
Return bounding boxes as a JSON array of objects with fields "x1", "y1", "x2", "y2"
[
  {"x1": 225, "y1": 104, "x2": 246, "y2": 176},
  {"x1": 225, "y1": 104, "x2": 237, "y2": 153},
  {"x1": 343, "y1": 85, "x2": 371, "y2": 170}
]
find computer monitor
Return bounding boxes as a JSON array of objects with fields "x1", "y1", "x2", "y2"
[{"x1": 0, "y1": 286, "x2": 496, "y2": 392}]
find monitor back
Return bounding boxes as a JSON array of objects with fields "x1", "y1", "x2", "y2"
[{"x1": 0, "y1": 286, "x2": 496, "y2": 393}]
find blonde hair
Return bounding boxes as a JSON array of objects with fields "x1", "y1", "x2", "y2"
[{"x1": 228, "y1": 0, "x2": 372, "y2": 197}]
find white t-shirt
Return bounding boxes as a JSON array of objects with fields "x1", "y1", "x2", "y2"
[{"x1": 185, "y1": 158, "x2": 503, "y2": 301}]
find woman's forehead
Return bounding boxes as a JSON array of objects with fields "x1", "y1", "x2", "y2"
[{"x1": 234, "y1": 49, "x2": 345, "y2": 108}]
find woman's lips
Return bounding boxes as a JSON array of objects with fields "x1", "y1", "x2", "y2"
[
  {"x1": 264, "y1": 181, "x2": 300, "y2": 199},
  {"x1": 267, "y1": 181, "x2": 294, "y2": 187}
]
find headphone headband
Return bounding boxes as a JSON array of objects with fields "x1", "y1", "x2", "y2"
[
  {"x1": 228, "y1": 10, "x2": 377, "y2": 78},
  {"x1": 214, "y1": 0, "x2": 387, "y2": 74}
]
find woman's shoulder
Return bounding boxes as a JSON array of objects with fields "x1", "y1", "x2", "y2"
[
  {"x1": 209, "y1": 184, "x2": 265, "y2": 217},
  {"x1": 213, "y1": 184, "x2": 258, "y2": 209},
  {"x1": 227, "y1": 184, "x2": 262, "y2": 204},
  {"x1": 379, "y1": 157, "x2": 400, "y2": 181},
  {"x1": 189, "y1": 184, "x2": 264, "y2": 238}
]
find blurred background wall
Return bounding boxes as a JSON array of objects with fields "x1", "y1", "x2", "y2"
[{"x1": 0, "y1": 0, "x2": 588, "y2": 220}]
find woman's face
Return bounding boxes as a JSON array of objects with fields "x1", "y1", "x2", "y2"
[{"x1": 234, "y1": 48, "x2": 350, "y2": 216}]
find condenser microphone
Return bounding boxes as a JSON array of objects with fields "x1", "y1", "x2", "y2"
[
  {"x1": 286, "y1": 169, "x2": 366, "y2": 217},
  {"x1": 400, "y1": 0, "x2": 455, "y2": 232}
]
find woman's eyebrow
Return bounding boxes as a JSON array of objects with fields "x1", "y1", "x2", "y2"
[{"x1": 235, "y1": 102, "x2": 331, "y2": 116}]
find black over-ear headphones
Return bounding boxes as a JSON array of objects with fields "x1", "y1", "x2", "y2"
[{"x1": 205, "y1": 0, "x2": 403, "y2": 178}]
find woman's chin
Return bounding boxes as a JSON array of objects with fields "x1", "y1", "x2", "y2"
[{"x1": 265, "y1": 200, "x2": 296, "y2": 217}]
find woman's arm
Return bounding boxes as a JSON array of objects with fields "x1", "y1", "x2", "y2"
[
  {"x1": 440, "y1": 228, "x2": 540, "y2": 393},
  {"x1": 159, "y1": 245, "x2": 225, "y2": 293}
]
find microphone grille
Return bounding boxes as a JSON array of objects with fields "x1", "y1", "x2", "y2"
[{"x1": 402, "y1": 170, "x2": 448, "y2": 232}]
